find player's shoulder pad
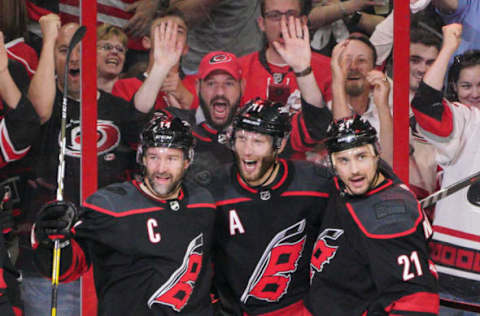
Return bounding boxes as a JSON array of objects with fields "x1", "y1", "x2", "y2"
[
  {"x1": 289, "y1": 160, "x2": 333, "y2": 190},
  {"x1": 182, "y1": 179, "x2": 216, "y2": 206},
  {"x1": 84, "y1": 182, "x2": 140, "y2": 215},
  {"x1": 346, "y1": 183, "x2": 423, "y2": 238},
  {"x1": 203, "y1": 164, "x2": 232, "y2": 197}
]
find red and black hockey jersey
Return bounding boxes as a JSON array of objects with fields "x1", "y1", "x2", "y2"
[
  {"x1": 33, "y1": 89, "x2": 148, "y2": 205},
  {"x1": 306, "y1": 166, "x2": 439, "y2": 316},
  {"x1": 209, "y1": 159, "x2": 331, "y2": 315},
  {"x1": 183, "y1": 100, "x2": 332, "y2": 187},
  {"x1": 35, "y1": 180, "x2": 216, "y2": 315},
  {"x1": 0, "y1": 233, "x2": 22, "y2": 316},
  {"x1": 0, "y1": 95, "x2": 40, "y2": 168}
]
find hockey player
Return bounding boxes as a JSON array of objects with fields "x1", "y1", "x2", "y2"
[
  {"x1": 31, "y1": 114, "x2": 216, "y2": 315},
  {"x1": 210, "y1": 98, "x2": 331, "y2": 315},
  {"x1": 305, "y1": 114, "x2": 439, "y2": 315}
]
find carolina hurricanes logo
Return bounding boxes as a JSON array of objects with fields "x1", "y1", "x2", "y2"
[
  {"x1": 148, "y1": 234, "x2": 203, "y2": 312},
  {"x1": 209, "y1": 54, "x2": 232, "y2": 64},
  {"x1": 241, "y1": 220, "x2": 306, "y2": 303},
  {"x1": 61, "y1": 120, "x2": 121, "y2": 157},
  {"x1": 310, "y1": 228, "x2": 344, "y2": 281}
]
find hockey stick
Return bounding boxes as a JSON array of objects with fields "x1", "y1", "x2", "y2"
[
  {"x1": 420, "y1": 169, "x2": 480, "y2": 209},
  {"x1": 51, "y1": 25, "x2": 86, "y2": 316}
]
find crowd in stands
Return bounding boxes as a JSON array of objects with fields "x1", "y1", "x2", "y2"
[{"x1": 0, "y1": 0, "x2": 479, "y2": 315}]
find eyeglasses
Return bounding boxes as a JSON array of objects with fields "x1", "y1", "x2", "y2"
[
  {"x1": 264, "y1": 10, "x2": 301, "y2": 21},
  {"x1": 97, "y1": 43, "x2": 126, "y2": 54}
]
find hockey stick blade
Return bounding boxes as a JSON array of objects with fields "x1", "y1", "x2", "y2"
[
  {"x1": 62, "y1": 26, "x2": 87, "y2": 98},
  {"x1": 67, "y1": 26, "x2": 87, "y2": 63},
  {"x1": 420, "y1": 170, "x2": 480, "y2": 208}
]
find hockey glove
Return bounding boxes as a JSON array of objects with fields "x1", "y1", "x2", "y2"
[
  {"x1": 468, "y1": 181, "x2": 480, "y2": 207},
  {"x1": 34, "y1": 200, "x2": 78, "y2": 247},
  {"x1": 0, "y1": 186, "x2": 14, "y2": 234}
]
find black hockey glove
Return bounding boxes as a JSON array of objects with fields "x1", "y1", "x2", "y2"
[
  {"x1": 0, "y1": 186, "x2": 14, "y2": 234},
  {"x1": 34, "y1": 200, "x2": 78, "y2": 247},
  {"x1": 468, "y1": 182, "x2": 480, "y2": 207}
]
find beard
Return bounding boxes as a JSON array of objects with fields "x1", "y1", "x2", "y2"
[
  {"x1": 345, "y1": 80, "x2": 365, "y2": 97},
  {"x1": 199, "y1": 94, "x2": 240, "y2": 131},
  {"x1": 235, "y1": 152, "x2": 276, "y2": 185},
  {"x1": 146, "y1": 172, "x2": 182, "y2": 199}
]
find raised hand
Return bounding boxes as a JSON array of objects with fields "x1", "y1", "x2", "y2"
[
  {"x1": 273, "y1": 15, "x2": 311, "y2": 73},
  {"x1": 152, "y1": 20, "x2": 184, "y2": 72},
  {"x1": 441, "y1": 23, "x2": 463, "y2": 54},
  {"x1": 39, "y1": 13, "x2": 61, "y2": 43},
  {"x1": 366, "y1": 69, "x2": 390, "y2": 108},
  {"x1": 331, "y1": 40, "x2": 350, "y2": 84}
]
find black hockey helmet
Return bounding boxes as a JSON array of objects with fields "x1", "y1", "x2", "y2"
[
  {"x1": 231, "y1": 98, "x2": 291, "y2": 149},
  {"x1": 325, "y1": 115, "x2": 378, "y2": 154},
  {"x1": 137, "y1": 112, "x2": 195, "y2": 163}
]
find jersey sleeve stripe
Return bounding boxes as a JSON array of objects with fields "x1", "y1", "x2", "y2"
[
  {"x1": 0, "y1": 119, "x2": 30, "y2": 163},
  {"x1": 433, "y1": 225, "x2": 480, "y2": 242},
  {"x1": 412, "y1": 99, "x2": 453, "y2": 138}
]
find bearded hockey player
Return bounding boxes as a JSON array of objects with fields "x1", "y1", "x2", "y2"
[
  {"x1": 306, "y1": 115, "x2": 439, "y2": 315},
  {"x1": 32, "y1": 114, "x2": 216, "y2": 315},
  {"x1": 210, "y1": 98, "x2": 331, "y2": 315}
]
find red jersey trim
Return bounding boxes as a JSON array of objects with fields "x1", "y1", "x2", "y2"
[
  {"x1": 200, "y1": 123, "x2": 218, "y2": 135},
  {"x1": 433, "y1": 225, "x2": 480, "y2": 242},
  {"x1": 384, "y1": 292, "x2": 439, "y2": 315},
  {"x1": 243, "y1": 300, "x2": 311, "y2": 316},
  {"x1": 193, "y1": 131, "x2": 212, "y2": 142},
  {"x1": 345, "y1": 201, "x2": 423, "y2": 239},
  {"x1": 84, "y1": 202, "x2": 165, "y2": 217},
  {"x1": 0, "y1": 119, "x2": 30, "y2": 163},
  {"x1": 412, "y1": 99, "x2": 453, "y2": 138},
  {"x1": 236, "y1": 173, "x2": 258, "y2": 193},
  {"x1": 216, "y1": 197, "x2": 252, "y2": 206},
  {"x1": 271, "y1": 159, "x2": 288, "y2": 190},
  {"x1": 132, "y1": 180, "x2": 185, "y2": 203},
  {"x1": 281, "y1": 191, "x2": 329, "y2": 198},
  {"x1": 59, "y1": 239, "x2": 88, "y2": 282},
  {"x1": 187, "y1": 203, "x2": 216, "y2": 209},
  {"x1": 366, "y1": 179, "x2": 394, "y2": 196}
]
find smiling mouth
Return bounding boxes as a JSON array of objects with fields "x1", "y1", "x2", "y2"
[
  {"x1": 106, "y1": 58, "x2": 119, "y2": 66},
  {"x1": 242, "y1": 160, "x2": 258, "y2": 172}
]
